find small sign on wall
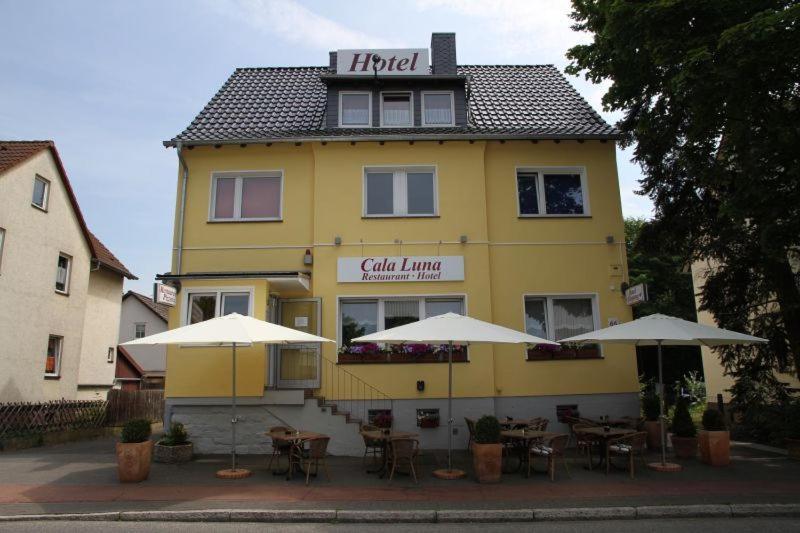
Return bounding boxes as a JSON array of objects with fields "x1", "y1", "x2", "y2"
[
  {"x1": 294, "y1": 316, "x2": 309, "y2": 328},
  {"x1": 153, "y1": 283, "x2": 176, "y2": 307}
]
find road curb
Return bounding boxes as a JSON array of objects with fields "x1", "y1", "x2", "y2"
[{"x1": 0, "y1": 503, "x2": 799, "y2": 523}]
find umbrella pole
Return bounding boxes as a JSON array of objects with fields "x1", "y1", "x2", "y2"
[
  {"x1": 447, "y1": 340, "x2": 453, "y2": 472},
  {"x1": 232, "y1": 341, "x2": 237, "y2": 472},
  {"x1": 657, "y1": 340, "x2": 666, "y2": 466}
]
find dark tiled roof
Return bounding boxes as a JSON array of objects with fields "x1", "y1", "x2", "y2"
[
  {"x1": 0, "y1": 140, "x2": 137, "y2": 280},
  {"x1": 124, "y1": 290, "x2": 170, "y2": 322},
  {"x1": 167, "y1": 65, "x2": 617, "y2": 145}
]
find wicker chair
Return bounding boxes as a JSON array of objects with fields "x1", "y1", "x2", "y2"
[
  {"x1": 572, "y1": 423, "x2": 600, "y2": 469},
  {"x1": 529, "y1": 434, "x2": 570, "y2": 481},
  {"x1": 360, "y1": 424, "x2": 382, "y2": 467},
  {"x1": 304, "y1": 436, "x2": 331, "y2": 485},
  {"x1": 389, "y1": 437, "x2": 420, "y2": 483},
  {"x1": 267, "y1": 425, "x2": 295, "y2": 471},
  {"x1": 606, "y1": 431, "x2": 647, "y2": 478},
  {"x1": 527, "y1": 417, "x2": 549, "y2": 431},
  {"x1": 464, "y1": 418, "x2": 477, "y2": 449}
]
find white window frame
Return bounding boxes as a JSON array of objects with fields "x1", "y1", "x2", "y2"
[
  {"x1": 421, "y1": 91, "x2": 455, "y2": 127},
  {"x1": 209, "y1": 170, "x2": 283, "y2": 222},
  {"x1": 339, "y1": 91, "x2": 372, "y2": 128},
  {"x1": 55, "y1": 253, "x2": 72, "y2": 295},
  {"x1": 522, "y1": 293, "x2": 602, "y2": 355},
  {"x1": 181, "y1": 286, "x2": 255, "y2": 327},
  {"x1": 363, "y1": 165, "x2": 438, "y2": 217},
  {"x1": 107, "y1": 347, "x2": 115, "y2": 363},
  {"x1": 32, "y1": 175, "x2": 50, "y2": 211},
  {"x1": 515, "y1": 166, "x2": 591, "y2": 217},
  {"x1": 336, "y1": 294, "x2": 467, "y2": 349},
  {"x1": 45, "y1": 335, "x2": 63, "y2": 377},
  {"x1": 134, "y1": 323, "x2": 146, "y2": 339},
  {"x1": 379, "y1": 91, "x2": 414, "y2": 127},
  {"x1": 0, "y1": 227, "x2": 5, "y2": 275}
]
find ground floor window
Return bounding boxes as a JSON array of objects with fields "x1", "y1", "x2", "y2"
[
  {"x1": 524, "y1": 295, "x2": 601, "y2": 360},
  {"x1": 338, "y1": 296, "x2": 466, "y2": 363},
  {"x1": 186, "y1": 289, "x2": 252, "y2": 325},
  {"x1": 45, "y1": 335, "x2": 62, "y2": 377}
]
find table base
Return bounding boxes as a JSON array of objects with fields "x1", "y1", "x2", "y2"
[
  {"x1": 432, "y1": 468, "x2": 466, "y2": 479},
  {"x1": 215, "y1": 468, "x2": 252, "y2": 479},
  {"x1": 647, "y1": 461, "x2": 683, "y2": 472}
]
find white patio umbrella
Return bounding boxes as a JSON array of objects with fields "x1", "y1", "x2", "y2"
[
  {"x1": 560, "y1": 313, "x2": 767, "y2": 469},
  {"x1": 123, "y1": 312, "x2": 333, "y2": 478},
  {"x1": 353, "y1": 312, "x2": 558, "y2": 479}
]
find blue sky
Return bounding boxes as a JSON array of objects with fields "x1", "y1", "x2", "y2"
[{"x1": 0, "y1": 0, "x2": 652, "y2": 294}]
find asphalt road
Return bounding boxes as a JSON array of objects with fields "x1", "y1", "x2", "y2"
[{"x1": 0, "y1": 518, "x2": 795, "y2": 532}]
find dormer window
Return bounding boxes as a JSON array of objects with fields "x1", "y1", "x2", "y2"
[
  {"x1": 339, "y1": 92, "x2": 371, "y2": 127},
  {"x1": 422, "y1": 92, "x2": 455, "y2": 126},
  {"x1": 380, "y1": 92, "x2": 412, "y2": 127}
]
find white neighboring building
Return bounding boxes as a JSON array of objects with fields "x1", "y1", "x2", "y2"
[
  {"x1": 118, "y1": 291, "x2": 168, "y2": 389},
  {"x1": 0, "y1": 141, "x2": 136, "y2": 402}
]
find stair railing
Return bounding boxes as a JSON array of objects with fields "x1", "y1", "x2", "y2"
[{"x1": 316, "y1": 357, "x2": 393, "y2": 426}]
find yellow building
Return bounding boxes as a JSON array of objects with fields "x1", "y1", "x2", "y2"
[{"x1": 160, "y1": 34, "x2": 639, "y2": 455}]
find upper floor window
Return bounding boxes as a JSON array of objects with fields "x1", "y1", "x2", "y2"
[
  {"x1": 186, "y1": 289, "x2": 252, "y2": 325},
  {"x1": 55, "y1": 253, "x2": 71, "y2": 295},
  {"x1": 0, "y1": 227, "x2": 5, "y2": 275},
  {"x1": 516, "y1": 168, "x2": 589, "y2": 216},
  {"x1": 210, "y1": 171, "x2": 282, "y2": 221},
  {"x1": 340, "y1": 92, "x2": 371, "y2": 127},
  {"x1": 134, "y1": 323, "x2": 146, "y2": 339},
  {"x1": 422, "y1": 92, "x2": 454, "y2": 126},
  {"x1": 364, "y1": 167, "x2": 437, "y2": 217},
  {"x1": 32, "y1": 175, "x2": 50, "y2": 210},
  {"x1": 380, "y1": 92, "x2": 412, "y2": 127},
  {"x1": 45, "y1": 335, "x2": 63, "y2": 377}
]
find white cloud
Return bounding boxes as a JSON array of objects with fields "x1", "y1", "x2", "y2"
[
  {"x1": 414, "y1": 0, "x2": 589, "y2": 64},
  {"x1": 218, "y1": 0, "x2": 401, "y2": 50}
]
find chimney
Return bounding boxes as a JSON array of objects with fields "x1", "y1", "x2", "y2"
[
  {"x1": 431, "y1": 33, "x2": 457, "y2": 75},
  {"x1": 329, "y1": 51, "x2": 338, "y2": 72}
]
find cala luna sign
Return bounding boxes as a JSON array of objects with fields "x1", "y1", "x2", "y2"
[{"x1": 337, "y1": 256, "x2": 465, "y2": 283}]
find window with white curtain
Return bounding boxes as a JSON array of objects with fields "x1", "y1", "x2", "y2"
[
  {"x1": 32, "y1": 175, "x2": 50, "y2": 210},
  {"x1": 211, "y1": 172, "x2": 282, "y2": 221},
  {"x1": 524, "y1": 295, "x2": 598, "y2": 342},
  {"x1": 381, "y1": 92, "x2": 412, "y2": 126},
  {"x1": 340, "y1": 296, "x2": 464, "y2": 347},
  {"x1": 422, "y1": 92, "x2": 454, "y2": 126},
  {"x1": 340, "y1": 92, "x2": 371, "y2": 126},
  {"x1": 55, "y1": 253, "x2": 71, "y2": 294}
]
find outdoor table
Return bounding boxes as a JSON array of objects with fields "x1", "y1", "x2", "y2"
[
  {"x1": 578, "y1": 427, "x2": 636, "y2": 469},
  {"x1": 266, "y1": 430, "x2": 327, "y2": 480},
  {"x1": 360, "y1": 430, "x2": 419, "y2": 478},
  {"x1": 499, "y1": 419, "x2": 532, "y2": 429},
  {"x1": 500, "y1": 429, "x2": 554, "y2": 473}
]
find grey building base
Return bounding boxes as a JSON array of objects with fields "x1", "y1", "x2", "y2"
[{"x1": 167, "y1": 392, "x2": 638, "y2": 457}]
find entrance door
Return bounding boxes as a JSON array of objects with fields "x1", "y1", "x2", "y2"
[{"x1": 276, "y1": 299, "x2": 321, "y2": 389}]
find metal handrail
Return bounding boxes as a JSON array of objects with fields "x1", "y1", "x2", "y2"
[{"x1": 316, "y1": 357, "x2": 393, "y2": 425}]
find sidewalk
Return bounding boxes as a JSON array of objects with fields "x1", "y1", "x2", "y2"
[{"x1": 1, "y1": 436, "x2": 798, "y2": 517}]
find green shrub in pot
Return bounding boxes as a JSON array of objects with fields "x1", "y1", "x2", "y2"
[
  {"x1": 474, "y1": 415, "x2": 501, "y2": 444},
  {"x1": 154, "y1": 421, "x2": 194, "y2": 464},
  {"x1": 116, "y1": 419, "x2": 153, "y2": 482},
  {"x1": 472, "y1": 415, "x2": 502, "y2": 483},
  {"x1": 699, "y1": 408, "x2": 730, "y2": 466},
  {"x1": 671, "y1": 398, "x2": 698, "y2": 459},
  {"x1": 121, "y1": 419, "x2": 152, "y2": 443}
]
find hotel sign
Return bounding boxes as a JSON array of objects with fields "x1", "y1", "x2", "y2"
[
  {"x1": 338, "y1": 256, "x2": 464, "y2": 283},
  {"x1": 153, "y1": 283, "x2": 177, "y2": 307},
  {"x1": 337, "y1": 49, "x2": 429, "y2": 76}
]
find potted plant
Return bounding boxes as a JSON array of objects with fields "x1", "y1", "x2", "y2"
[
  {"x1": 154, "y1": 422, "x2": 193, "y2": 464},
  {"x1": 642, "y1": 391, "x2": 662, "y2": 450},
  {"x1": 670, "y1": 398, "x2": 698, "y2": 459},
  {"x1": 472, "y1": 415, "x2": 502, "y2": 483},
  {"x1": 699, "y1": 409, "x2": 730, "y2": 466},
  {"x1": 116, "y1": 419, "x2": 153, "y2": 482}
]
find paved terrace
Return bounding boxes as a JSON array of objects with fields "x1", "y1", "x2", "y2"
[{"x1": 0, "y1": 436, "x2": 798, "y2": 516}]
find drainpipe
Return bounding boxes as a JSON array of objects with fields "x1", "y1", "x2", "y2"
[{"x1": 175, "y1": 141, "x2": 189, "y2": 275}]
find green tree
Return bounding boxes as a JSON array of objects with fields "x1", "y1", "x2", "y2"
[{"x1": 567, "y1": 1, "x2": 800, "y2": 398}]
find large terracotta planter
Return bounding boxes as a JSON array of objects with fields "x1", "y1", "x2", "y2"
[
  {"x1": 699, "y1": 430, "x2": 730, "y2": 466},
  {"x1": 472, "y1": 443, "x2": 502, "y2": 483},
  {"x1": 786, "y1": 438, "x2": 800, "y2": 461},
  {"x1": 671, "y1": 435, "x2": 698, "y2": 459},
  {"x1": 154, "y1": 442, "x2": 193, "y2": 464},
  {"x1": 644, "y1": 420, "x2": 663, "y2": 450},
  {"x1": 116, "y1": 440, "x2": 153, "y2": 482}
]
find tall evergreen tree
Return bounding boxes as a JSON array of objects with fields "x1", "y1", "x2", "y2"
[{"x1": 567, "y1": 2, "x2": 800, "y2": 395}]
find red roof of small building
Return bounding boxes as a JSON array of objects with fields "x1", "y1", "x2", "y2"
[
  {"x1": 0, "y1": 140, "x2": 136, "y2": 279},
  {"x1": 124, "y1": 290, "x2": 170, "y2": 322}
]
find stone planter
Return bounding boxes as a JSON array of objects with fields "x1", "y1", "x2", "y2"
[
  {"x1": 785, "y1": 438, "x2": 800, "y2": 460},
  {"x1": 699, "y1": 430, "x2": 730, "y2": 466},
  {"x1": 154, "y1": 442, "x2": 194, "y2": 464},
  {"x1": 116, "y1": 440, "x2": 153, "y2": 482},
  {"x1": 472, "y1": 443, "x2": 502, "y2": 483},
  {"x1": 671, "y1": 435, "x2": 698, "y2": 459},
  {"x1": 644, "y1": 420, "x2": 663, "y2": 450}
]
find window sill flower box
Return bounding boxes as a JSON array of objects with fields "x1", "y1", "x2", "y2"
[
  {"x1": 526, "y1": 344, "x2": 601, "y2": 361},
  {"x1": 338, "y1": 343, "x2": 468, "y2": 364}
]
